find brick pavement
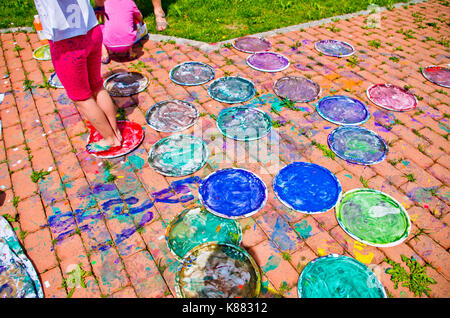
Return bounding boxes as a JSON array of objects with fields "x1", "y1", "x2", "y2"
[{"x1": 0, "y1": 0, "x2": 449, "y2": 298}]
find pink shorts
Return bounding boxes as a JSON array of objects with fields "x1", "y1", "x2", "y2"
[{"x1": 48, "y1": 25, "x2": 103, "y2": 101}]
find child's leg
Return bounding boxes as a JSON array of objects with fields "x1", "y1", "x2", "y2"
[
  {"x1": 87, "y1": 25, "x2": 121, "y2": 142},
  {"x1": 75, "y1": 97, "x2": 121, "y2": 147},
  {"x1": 93, "y1": 88, "x2": 122, "y2": 142}
]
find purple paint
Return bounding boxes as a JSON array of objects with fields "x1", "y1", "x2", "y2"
[
  {"x1": 367, "y1": 84, "x2": 417, "y2": 112},
  {"x1": 232, "y1": 37, "x2": 272, "y2": 53},
  {"x1": 315, "y1": 40, "x2": 355, "y2": 57},
  {"x1": 246, "y1": 52, "x2": 290, "y2": 72},
  {"x1": 422, "y1": 66, "x2": 450, "y2": 88},
  {"x1": 273, "y1": 76, "x2": 321, "y2": 103},
  {"x1": 316, "y1": 95, "x2": 370, "y2": 125}
]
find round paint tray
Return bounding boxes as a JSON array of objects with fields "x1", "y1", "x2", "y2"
[
  {"x1": 216, "y1": 106, "x2": 272, "y2": 141},
  {"x1": 421, "y1": 65, "x2": 450, "y2": 88},
  {"x1": 366, "y1": 84, "x2": 417, "y2": 112},
  {"x1": 246, "y1": 52, "x2": 290, "y2": 72},
  {"x1": 103, "y1": 71, "x2": 149, "y2": 97},
  {"x1": 32, "y1": 44, "x2": 51, "y2": 61},
  {"x1": 169, "y1": 61, "x2": 215, "y2": 86},
  {"x1": 199, "y1": 168, "x2": 267, "y2": 219},
  {"x1": 207, "y1": 76, "x2": 256, "y2": 104},
  {"x1": 316, "y1": 95, "x2": 370, "y2": 125},
  {"x1": 273, "y1": 162, "x2": 342, "y2": 214},
  {"x1": 297, "y1": 254, "x2": 386, "y2": 298},
  {"x1": 335, "y1": 188, "x2": 411, "y2": 247},
  {"x1": 145, "y1": 99, "x2": 199, "y2": 133},
  {"x1": 314, "y1": 40, "x2": 355, "y2": 57},
  {"x1": 148, "y1": 134, "x2": 209, "y2": 177},
  {"x1": 175, "y1": 242, "x2": 261, "y2": 298},
  {"x1": 232, "y1": 37, "x2": 272, "y2": 54},
  {"x1": 48, "y1": 72, "x2": 64, "y2": 89},
  {"x1": 165, "y1": 207, "x2": 242, "y2": 261},
  {"x1": 328, "y1": 126, "x2": 388, "y2": 165},
  {"x1": 273, "y1": 76, "x2": 321, "y2": 103},
  {"x1": 86, "y1": 120, "x2": 144, "y2": 159}
]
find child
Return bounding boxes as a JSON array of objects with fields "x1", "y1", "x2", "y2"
[
  {"x1": 33, "y1": 0, "x2": 122, "y2": 153},
  {"x1": 99, "y1": 0, "x2": 144, "y2": 64}
]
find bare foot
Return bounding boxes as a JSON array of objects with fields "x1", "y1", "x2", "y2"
[{"x1": 155, "y1": 14, "x2": 168, "y2": 31}]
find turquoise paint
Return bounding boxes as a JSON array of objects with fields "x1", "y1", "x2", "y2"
[
  {"x1": 261, "y1": 255, "x2": 281, "y2": 273},
  {"x1": 294, "y1": 220, "x2": 312, "y2": 239},
  {"x1": 298, "y1": 254, "x2": 386, "y2": 298}
]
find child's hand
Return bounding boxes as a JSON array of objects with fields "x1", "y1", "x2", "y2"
[{"x1": 93, "y1": 6, "x2": 106, "y2": 24}]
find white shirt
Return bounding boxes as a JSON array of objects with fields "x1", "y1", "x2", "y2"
[{"x1": 34, "y1": 0, "x2": 98, "y2": 42}]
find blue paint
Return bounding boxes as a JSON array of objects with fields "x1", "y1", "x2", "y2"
[
  {"x1": 273, "y1": 162, "x2": 342, "y2": 214},
  {"x1": 199, "y1": 169, "x2": 267, "y2": 219},
  {"x1": 46, "y1": 176, "x2": 202, "y2": 251}
]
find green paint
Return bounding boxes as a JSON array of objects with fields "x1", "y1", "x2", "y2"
[
  {"x1": 148, "y1": 134, "x2": 209, "y2": 177},
  {"x1": 32, "y1": 44, "x2": 51, "y2": 61},
  {"x1": 166, "y1": 207, "x2": 242, "y2": 260},
  {"x1": 336, "y1": 188, "x2": 411, "y2": 246},
  {"x1": 298, "y1": 255, "x2": 386, "y2": 298}
]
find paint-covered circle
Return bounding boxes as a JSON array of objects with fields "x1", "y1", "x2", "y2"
[
  {"x1": 175, "y1": 242, "x2": 261, "y2": 298},
  {"x1": 216, "y1": 106, "x2": 272, "y2": 141},
  {"x1": 273, "y1": 76, "x2": 321, "y2": 103},
  {"x1": 298, "y1": 254, "x2": 386, "y2": 298},
  {"x1": 145, "y1": 99, "x2": 199, "y2": 132},
  {"x1": 169, "y1": 61, "x2": 215, "y2": 86},
  {"x1": 316, "y1": 95, "x2": 370, "y2": 125},
  {"x1": 422, "y1": 66, "x2": 450, "y2": 88},
  {"x1": 232, "y1": 37, "x2": 272, "y2": 54},
  {"x1": 199, "y1": 168, "x2": 267, "y2": 219},
  {"x1": 166, "y1": 207, "x2": 242, "y2": 261},
  {"x1": 148, "y1": 134, "x2": 209, "y2": 177},
  {"x1": 86, "y1": 120, "x2": 144, "y2": 159},
  {"x1": 48, "y1": 72, "x2": 64, "y2": 89},
  {"x1": 335, "y1": 188, "x2": 411, "y2": 247},
  {"x1": 32, "y1": 44, "x2": 51, "y2": 61},
  {"x1": 246, "y1": 52, "x2": 290, "y2": 72},
  {"x1": 328, "y1": 126, "x2": 388, "y2": 165},
  {"x1": 273, "y1": 162, "x2": 342, "y2": 214},
  {"x1": 314, "y1": 40, "x2": 355, "y2": 57},
  {"x1": 103, "y1": 71, "x2": 149, "y2": 97},
  {"x1": 207, "y1": 76, "x2": 256, "y2": 104},
  {"x1": 366, "y1": 84, "x2": 417, "y2": 112}
]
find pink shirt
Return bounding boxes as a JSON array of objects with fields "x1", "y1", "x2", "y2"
[{"x1": 103, "y1": 0, "x2": 141, "y2": 48}]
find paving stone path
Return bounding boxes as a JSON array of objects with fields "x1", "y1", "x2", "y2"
[{"x1": 0, "y1": 0, "x2": 449, "y2": 298}]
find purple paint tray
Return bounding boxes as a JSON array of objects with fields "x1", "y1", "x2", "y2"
[
  {"x1": 366, "y1": 84, "x2": 417, "y2": 112},
  {"x1": 316, "y1": 95, "x2": 370, "y2": 125},
  {"x1": 315, "y1": 40, "x2": 355, "y2": 57},
  {"x1": 273, "y1": 76, "x2": 321, "y2": 103},
  {"x1": 232, "y1": 37, "x2": 272, "y2": 54},
  {"x1": 246, "y1": 52, "x2": 290, "y2": 72}
]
